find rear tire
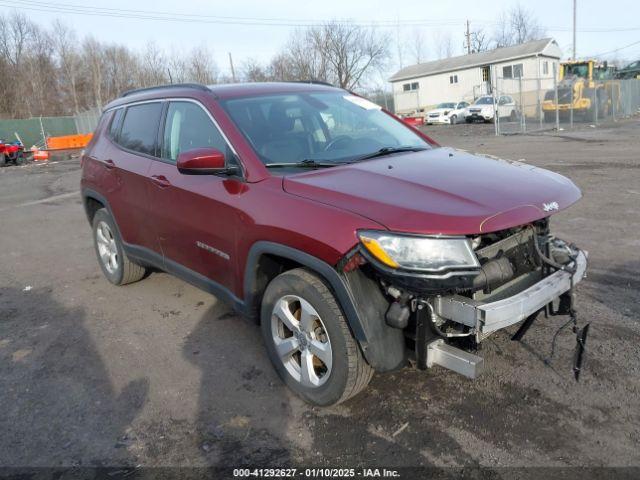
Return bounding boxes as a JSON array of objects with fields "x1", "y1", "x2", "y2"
[
  {"x1": 92, "y1": 208, "x2": 146, "y2": 286},
  {"x1": 261, "y1": 268, "x2": 373, "y2": 406}
]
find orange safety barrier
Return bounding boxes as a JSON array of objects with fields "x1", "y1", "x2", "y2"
[
  {"x1": 46, "y1": 133, "x2": 93, "y2": 150},
  {"x1": 32, "y1": 149, "x2": 49, "y2": 161}
]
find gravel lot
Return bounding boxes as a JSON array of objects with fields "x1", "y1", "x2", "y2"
[{"x1": 0, "y1": 120, "x2": 639, "y2": 472}]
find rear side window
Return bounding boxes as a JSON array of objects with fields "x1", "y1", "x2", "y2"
[
  {"x1": 118, "y1": 103, "x2": 163, "y2": 156},
  {"x1": 161, "y1": 101, "x2": 231, "y2": 162}
]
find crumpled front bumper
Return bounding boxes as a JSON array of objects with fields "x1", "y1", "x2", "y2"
[{"x1": 432, "y1": 249, "x2": 588, "y2": 337}]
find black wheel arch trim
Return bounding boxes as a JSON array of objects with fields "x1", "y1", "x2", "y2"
[
  {"x1": 244, "y1": 242, "x2": 370, "y2": 347},
  {"x1": 82, "y1": 188, "x2": 114, "y2": 224}
]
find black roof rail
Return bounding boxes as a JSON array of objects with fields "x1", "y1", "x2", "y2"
[{"x1": 121, "y1": 83, "x2": 211, "y2": 97}]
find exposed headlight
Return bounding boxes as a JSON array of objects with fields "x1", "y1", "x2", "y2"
[{"x1": 358, "y1": 231, "x2": 480, "y2": 272}]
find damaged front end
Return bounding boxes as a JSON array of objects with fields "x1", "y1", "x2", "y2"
[{"x1": 340, "y1": 219, "x2": 589, "y2": 380}]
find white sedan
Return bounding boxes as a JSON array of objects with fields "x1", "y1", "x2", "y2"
[{"x1": 425, "y1": 102, "x2": 470, "y2": 125}]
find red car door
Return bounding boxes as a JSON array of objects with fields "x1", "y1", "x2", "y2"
[
  {"x1": 97, "y1": 103, "x2": 162, "y2": 252},
  {"x1": 146, "y1": 100, "x2": 243, "y2": 292}
]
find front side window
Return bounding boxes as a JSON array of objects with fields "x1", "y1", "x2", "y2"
[
  {"x1": 118, "y1": 103, "x2": 163, "y2": 156},
  {"x1": 161, "y1": 101, "x2": 231, "y2": 163},
  {"x1": 221, "y1": 92, "x2": 431, "y2": 167}
]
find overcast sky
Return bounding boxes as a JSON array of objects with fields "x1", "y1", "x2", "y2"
[{"x1": 7, "y1": 0, "x2": 640, "y2": 83}]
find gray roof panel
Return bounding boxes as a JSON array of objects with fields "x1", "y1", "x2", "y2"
[{"x1": 390, "y1": 38, "x2": 558, "y2": 82}]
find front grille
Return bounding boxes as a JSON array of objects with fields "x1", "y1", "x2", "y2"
[{"x1": 544, "y1": 88, "x2": 573, "y2": 103}]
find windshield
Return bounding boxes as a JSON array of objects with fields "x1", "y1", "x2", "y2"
[
  {"x1": 474, "y1": 97, "x2": 494, "y2": 105},
  {"x1": 221, "y1": 92, "x2": 430, "y2": 167},
  {"x1": 436, "y1": 103, "x2": 456, "y2": 109},
  {"x1": 564, "y1": 63, "x2": 589, "y2": 78}
]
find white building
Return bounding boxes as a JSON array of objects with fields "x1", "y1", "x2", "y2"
[{"x1": 390, "y1": 38, "x2": 562, "y2": 116}]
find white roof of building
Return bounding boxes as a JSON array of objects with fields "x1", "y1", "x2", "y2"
[{"x1": 390, "y1": 38, "x2": 561, "y2": 82}]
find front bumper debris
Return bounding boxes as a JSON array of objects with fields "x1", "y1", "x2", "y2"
[{"x1": 432, "y1": 249, "x2": 588, "y2": 337}]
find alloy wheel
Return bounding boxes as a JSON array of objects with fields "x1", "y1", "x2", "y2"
[
  {"x1": 271, "y1": 294, "x2": 332, "y2": 388},
  {"x1": 96, "y1": 221, "x2": 119, "y2": 274}
]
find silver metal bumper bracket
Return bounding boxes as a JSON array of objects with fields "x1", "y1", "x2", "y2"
[{"x1": 426, "y1": 339, "x2": 484, "y2": 379}]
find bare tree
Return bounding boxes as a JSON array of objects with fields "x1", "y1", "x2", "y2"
[
  {"x1": 102, "y1": 44, "x2": 137, "y2": 100},
  {"x1": 0, "y1": 12, "x2": 35, "y2": 116},
  {"x1": 0, "y1": 16, "x2": 391, "y2": 118},
  {"x1": 268, "y1": 52, "x2": 294, "y2": 81},
  {"x1": 0, "y1": 12, "x2": 31, "y2": 68},
  {"x1": 24, "y1": 26, "x2": 58, "y2": 116},
  {"x1": 470, "y1": 29, "x2": 489, "y2": 53},
  {"x1": 166, "y1": 47, "x2": 188, "y2": 84},
  {"x1": 137, "y1": 42, "x2": 168, "y2": 87},
  {"x1": 493, "y1": 4, "x2": 546, "y2": 48},
  {"x1": 186, "y1": 45, "x2": 218, "y2": 84},
  {"x1": 407, "y1": 28, "x2": 428, "y2": 64},
  {"x1": 241, "y1": 58, "x2": 271, "y2": 82},
  {"x1": 434, "y1": 30, "x2": 454, "y2": 59},
  {"x1": 52, "y1": 20, "x2": 82, "y2": 114},
  {"x1": 83, "y1": 36, "x2": 105, "y2": 108},
  {"x1": 326, "y1": 22, "x2": 388, "y2": 89}
]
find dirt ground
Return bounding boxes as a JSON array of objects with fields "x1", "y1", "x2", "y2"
[{"x1": 0, "y1": 120, "x2": 639, "y2": 473}]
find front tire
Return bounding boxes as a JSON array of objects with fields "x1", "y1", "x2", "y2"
[
  {"x1": 450, "y1": 114, "x2": 457, "y2": 125},
  {"x1": 261, "y1": 268, "x2": 373, "y2": 406},
  {"x1": 92, "y1": 208, "x2": 146, "y2": 286}
]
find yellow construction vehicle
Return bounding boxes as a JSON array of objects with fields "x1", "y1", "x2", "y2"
[{"x1": 542, "y1": 60, "x2": 619, "y2": 122}]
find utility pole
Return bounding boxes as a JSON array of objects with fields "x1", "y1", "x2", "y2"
[
  {"x1": 572, "y1": 0, "x2": 577, "y2": 59},
  {"x1": 465, "y1": 20, "x2": 471, "y2": 54},
  {"x1": 228, "y1": 52, "x2": 237, "y2": 82}
]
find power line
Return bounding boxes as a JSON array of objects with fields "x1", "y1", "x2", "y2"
[
  {"x1": 591, "y1": 39, "x2": 640, "y2": 57},
  {"x1": 0, "y1": 0, "x2": 483, "y2": 27},
  {"x1": 2, "y1": 0, "x2": 640, "y2": 32}
]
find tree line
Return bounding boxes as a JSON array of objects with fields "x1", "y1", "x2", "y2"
[{"x1": 0, "y1": 5, "x2": 547, "y2": 119}]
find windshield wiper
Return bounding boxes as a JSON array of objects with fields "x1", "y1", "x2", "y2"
[
  {"x1": 353, "y1": 146, "x2": 428, "y2": 162},
  {"x1": 264, "y1": 159, "x2": 340, "y2": 169}
]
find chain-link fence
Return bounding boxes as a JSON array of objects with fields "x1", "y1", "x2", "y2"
[
  {"x1": 495, "y1": 68, "x2": 640, "y2": 135},
  {"x1": 74, "y1": 107, "x2": 102, "y2": 135}
]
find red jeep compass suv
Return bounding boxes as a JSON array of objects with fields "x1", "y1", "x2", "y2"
[{"x1": 81, "y1": 82, "x2": 588, "y2": 406}]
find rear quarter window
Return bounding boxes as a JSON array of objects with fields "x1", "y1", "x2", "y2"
[
  {"x1": 118, "y1": 103, "x2": 163, "y2": 156},
  {"x1": 108, "y1": 108, "x2": 124, "y2": 140}
]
